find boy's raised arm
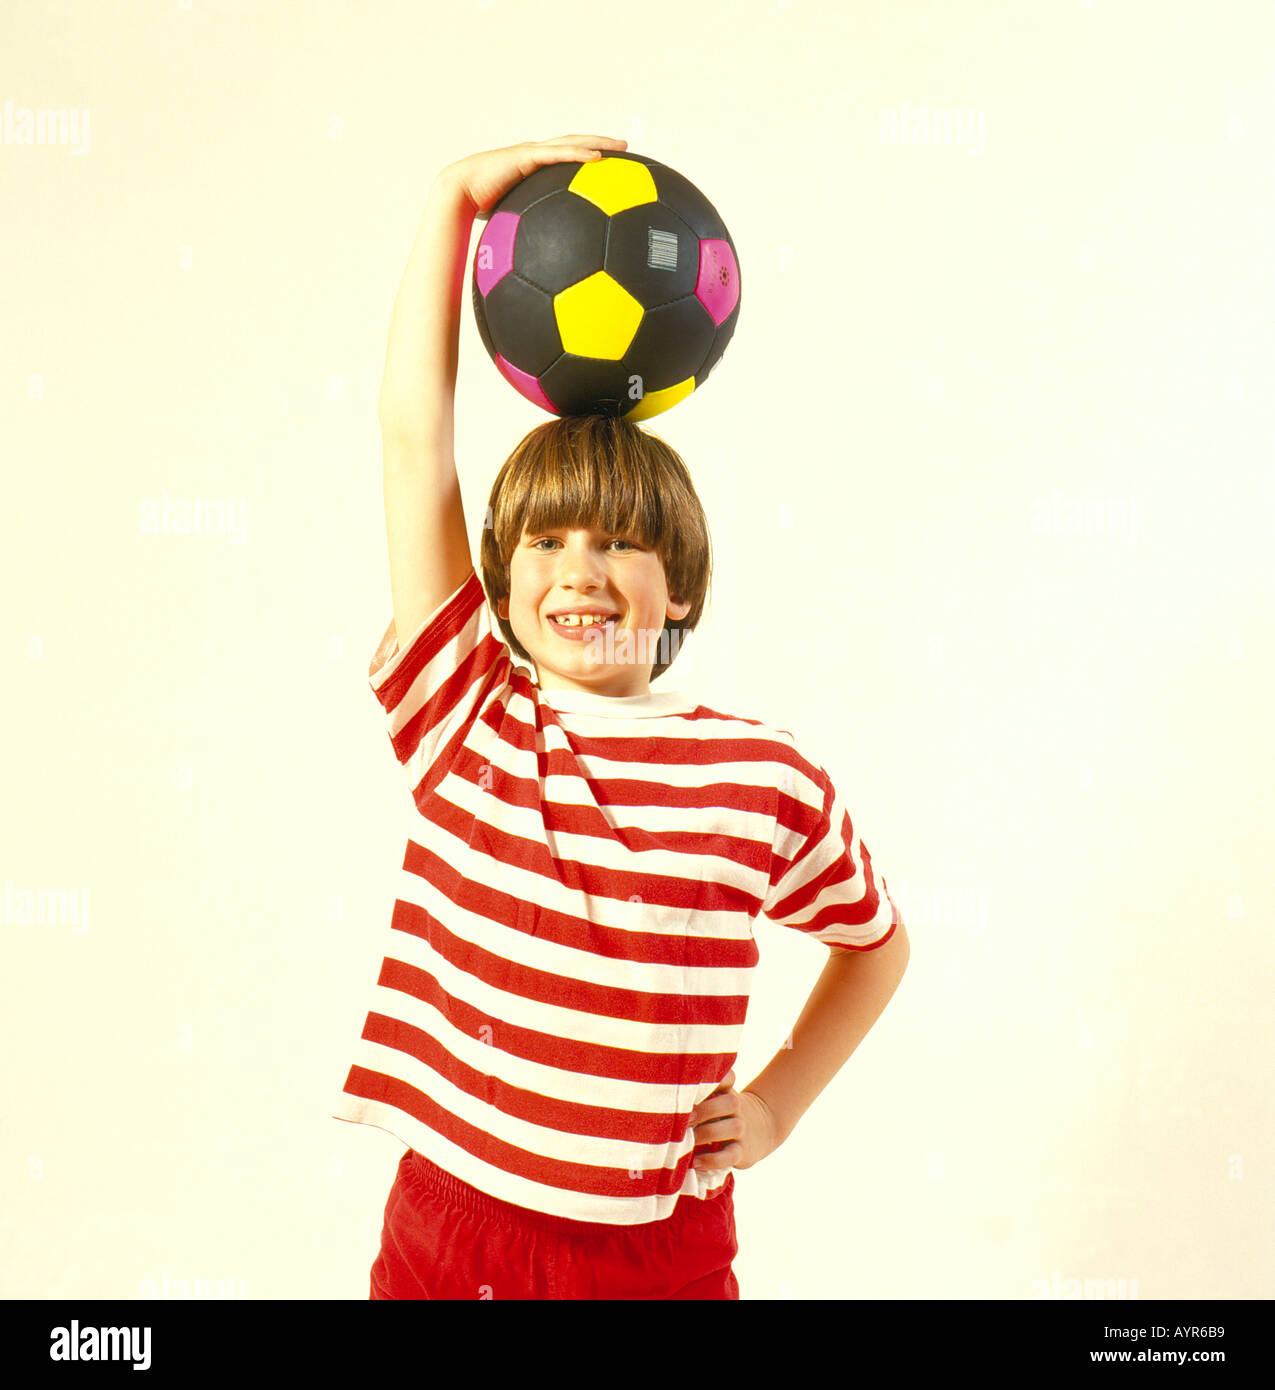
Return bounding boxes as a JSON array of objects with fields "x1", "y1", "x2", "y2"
[
  {"x1": 374, "y1": 137, "x2": 628, "y2": 652},
  {"x1": 377, "y1": 170, "x2": 478, "y2": 651}
]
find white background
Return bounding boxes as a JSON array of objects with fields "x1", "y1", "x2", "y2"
[{"x1": 1, "y1": 0, "x2": 1271, "y2": 1299}]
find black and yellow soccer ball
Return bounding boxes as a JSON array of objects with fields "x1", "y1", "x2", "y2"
[{"x1": 471, "y1": 150, "x2": 740, "y2": 421}]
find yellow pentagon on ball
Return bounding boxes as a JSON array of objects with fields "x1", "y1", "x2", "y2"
[
  {"x1": 624, "y1": 377, "x2": 695, "y2": 421},
  {"x1": 555, "y1": 272, "x2": 644, "y2": 359},
  {"x1": 568, "y1": 157, "x2": 658, "y2": 216}
]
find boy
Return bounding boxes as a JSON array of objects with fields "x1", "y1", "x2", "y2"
[{"x1": 335, "y1": 135, "x2": 910, "y2": 1300}]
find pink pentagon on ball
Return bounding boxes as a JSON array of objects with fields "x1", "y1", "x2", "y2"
[
  {"x1": 496, "y1": 354, "x2": 557, "y2": 413},
  {"x1": 475, "y1": 211, "x2": 519, "y2": 296},
  {"x1": 695, "y1": 238, "x2": 740, "y2": 326}
]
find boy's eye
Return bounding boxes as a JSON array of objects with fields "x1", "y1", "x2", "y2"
[{"x1": 530, "y1": 537, "x2": 637, "y2": 552}]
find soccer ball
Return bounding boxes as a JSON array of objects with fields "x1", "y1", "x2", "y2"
[{"x1": 471, "y1": 151, "x2": 740, "y2": 421}]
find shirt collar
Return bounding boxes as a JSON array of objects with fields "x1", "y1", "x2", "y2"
[{"x1": 514, "y1": 664, "x2": 697, "y2": 719}]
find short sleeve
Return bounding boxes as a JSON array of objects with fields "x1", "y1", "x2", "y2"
[
  {"x1": 762, "y1": 755, "x2": 903, "y2": 952},
  {"x1": 368, "y1": 570, "x2": 512, "y2": 797}
]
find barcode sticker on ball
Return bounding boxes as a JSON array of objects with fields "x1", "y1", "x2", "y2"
[{"x1": 646, "y1": 228, "x2": 679, "y2": 272}]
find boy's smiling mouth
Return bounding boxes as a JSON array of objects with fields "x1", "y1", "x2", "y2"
[{"x1": 547, "y1": 612, "x2": 619, "y2": 638}]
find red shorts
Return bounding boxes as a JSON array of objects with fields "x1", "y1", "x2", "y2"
[{"x1": 369, "y1": 1147, "x2": 740, "y2": 1300}]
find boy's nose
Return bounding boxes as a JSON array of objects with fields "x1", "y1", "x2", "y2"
[{"x1": 555, "y1": 548, "x2": 606, "y2": 584}]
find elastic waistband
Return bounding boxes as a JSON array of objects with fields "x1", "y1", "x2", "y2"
[{"x1": 406, "y1": 1149, "x2": 733, "y2": 1235}]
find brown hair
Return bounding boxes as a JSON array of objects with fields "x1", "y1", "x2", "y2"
[{"x1": 479, "y1": 415, "x2": 712, "y2": 682}]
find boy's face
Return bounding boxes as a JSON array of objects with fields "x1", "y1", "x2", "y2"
[{"x1": 497, "y1": 523, "x2": 692, "y2": 696}]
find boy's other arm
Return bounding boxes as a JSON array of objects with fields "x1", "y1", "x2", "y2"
[
  {"x1": 378, "y1": 171, "x2": 479, "y2": 649},
  {"x1": 743, "y1": 923, "x2": 910, "y2": 1152}
]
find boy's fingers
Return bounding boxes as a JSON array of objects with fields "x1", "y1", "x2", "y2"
[
  {"x1": 694, "y1": 1071, "x2": 738, "y2": 1115},
  {"x1": 544, "y1": 134, "x2": 629, "y2": 148}
]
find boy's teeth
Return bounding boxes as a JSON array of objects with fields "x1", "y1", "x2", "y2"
[{"x1": 553, "y1": 614, "x2": 613, "y2": 626}]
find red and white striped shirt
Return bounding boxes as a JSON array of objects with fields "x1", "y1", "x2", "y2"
[{"x1": 334, "y1": 569, "x2": 902, "y2": 1224}]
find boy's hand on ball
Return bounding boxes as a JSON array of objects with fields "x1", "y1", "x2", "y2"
[
  {"x1": 444, "y1": 135, "x2": 629, "y2": 219},
  {"x1": 687, "y1": 1069, "x2": 780, "y2": 1174}
]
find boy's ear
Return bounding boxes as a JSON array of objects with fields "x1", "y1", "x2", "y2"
[
  {"x1": 667, "y1": 596, "x2": 692, "y2": 622},
  {"x1": 497, "y1": 596, "x2": 509, "y2": 620}
]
